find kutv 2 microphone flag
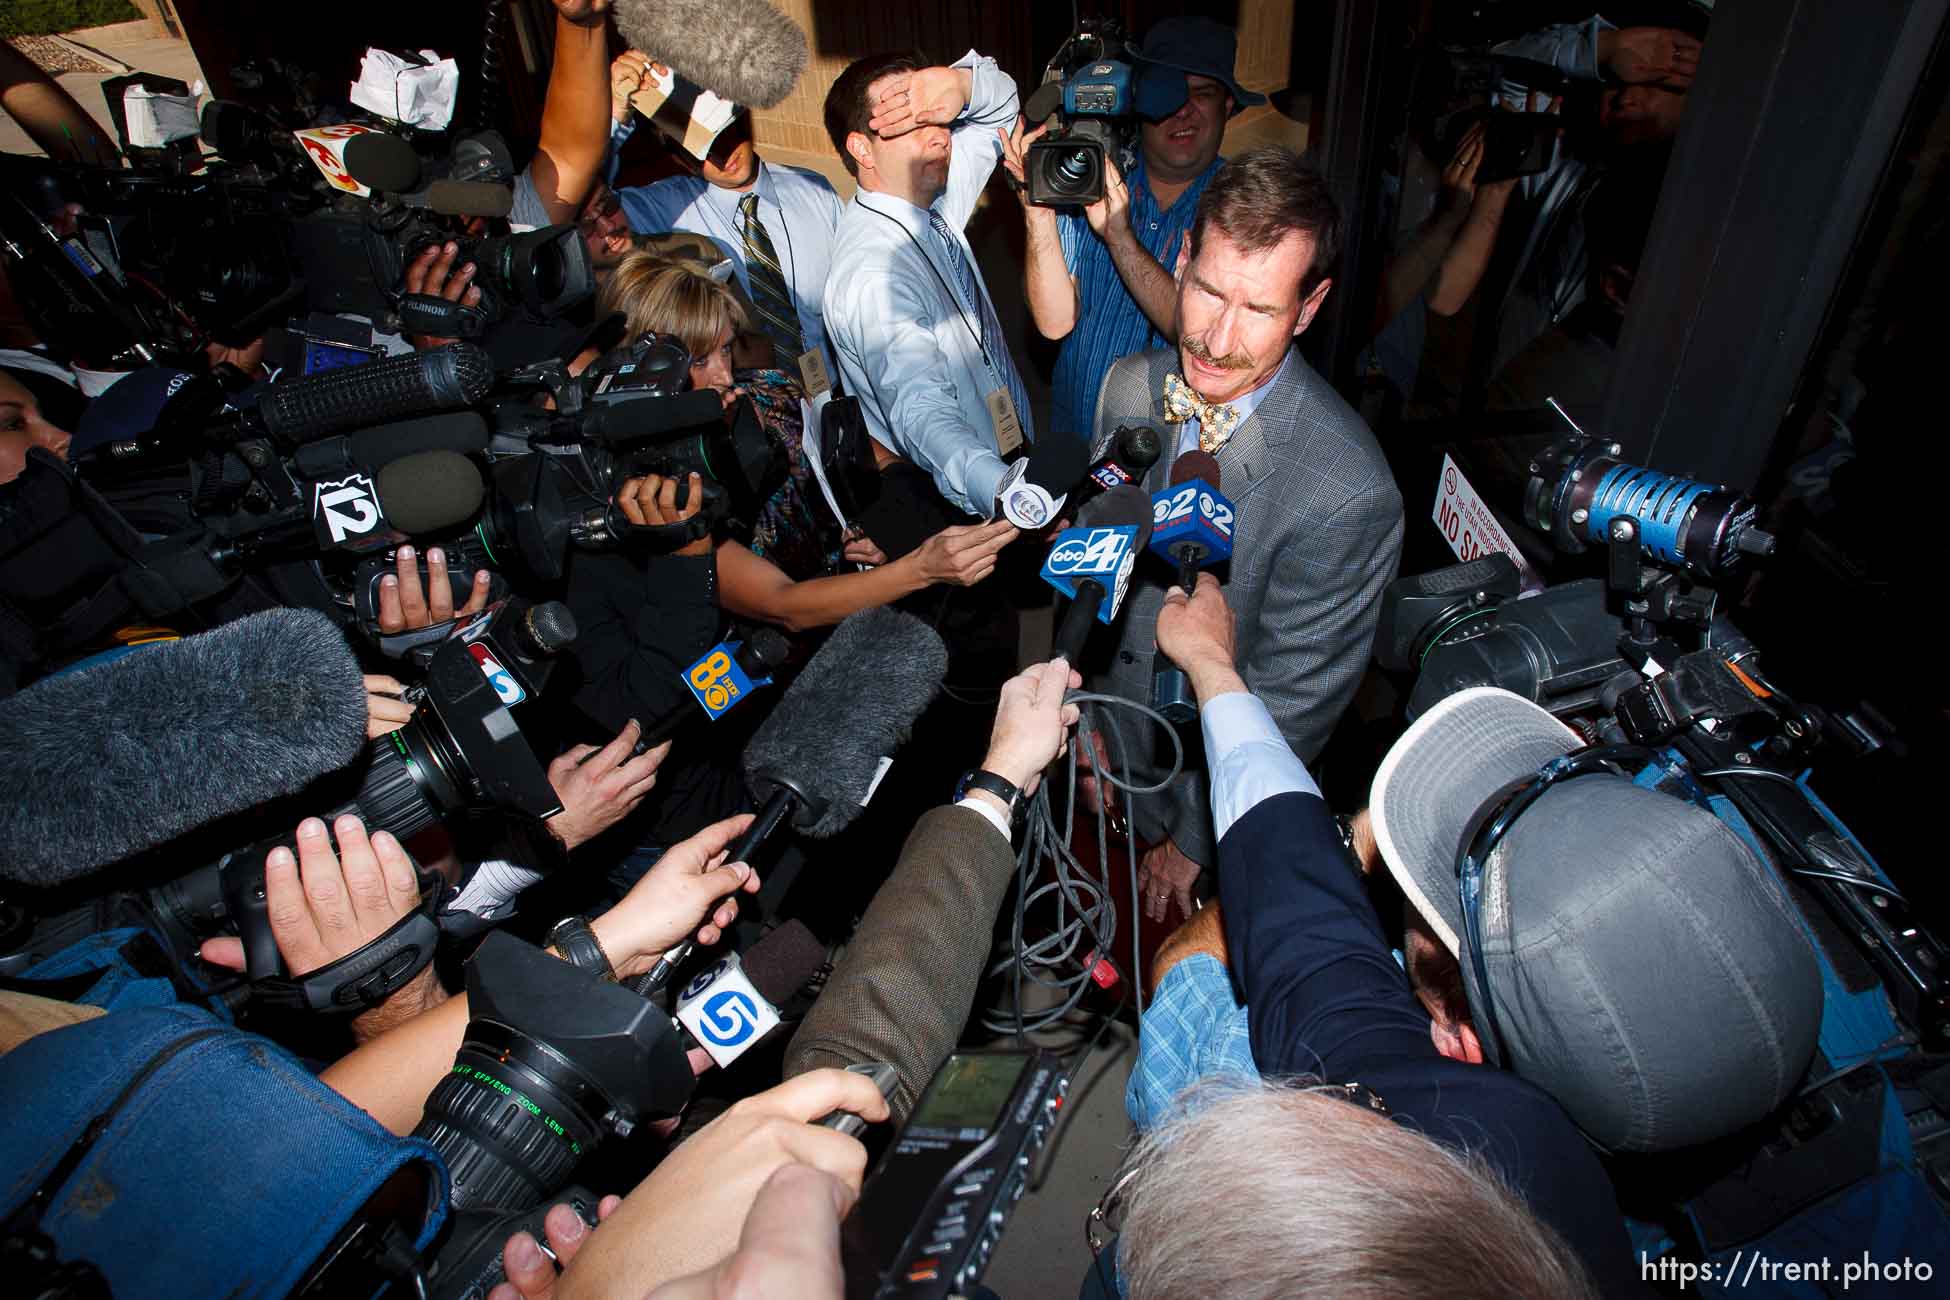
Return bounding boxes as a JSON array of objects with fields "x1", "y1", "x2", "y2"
[
  {"x1": 683, "y1": 640, "x2": 773, "y2": 721},
  {"x1": 1147, "y1": 478, "x2": 1236, "y2": 568},
  {"x1": 1040, "y1": 525, "x2": 1140, "y2": 626},
  {"x1": 675, "y1": 953, "x2": 783, "y2": 1068}
]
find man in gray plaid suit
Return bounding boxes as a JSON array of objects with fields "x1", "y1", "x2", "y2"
[{"x1": 1083, "y1": 147, "x2": 1404, "y2": 924}]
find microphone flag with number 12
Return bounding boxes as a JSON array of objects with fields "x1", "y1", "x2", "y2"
[{"x1": 1040, "y1": 525, "x2": 1140, "y2": 627}]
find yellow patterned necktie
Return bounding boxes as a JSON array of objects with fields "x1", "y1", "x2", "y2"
[{"x1": 1162, "y1": 372, "x2": 1242, "y2": 453}]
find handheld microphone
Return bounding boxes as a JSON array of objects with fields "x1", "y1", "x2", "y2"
[
  {"x1": 1071, "y1": 424, "x2": 1163, "y2": 514},
  {"x1": 1042, "y1": 486, "x2": 1156, "y2": 665},
  {"x1": 610, "y1": 0, "x2": 810, "y2": 109},
  {"x1": 636, "y1": 629, "x2": 793, "y2": 753},
  {"x1": 635, "y1": 607, "x2": 947, "y2": 993},
  {"x1": 252, "y1": 344, "x2": 495, "y2": 445},
  {"x1": 290, "y1": 411, "x2": 492, "y2": 481},
  {"x1": 341, "y1": 130, "x2": 422, "y2": 192},
  {"x1": 1148, "y1": 449, "x2": 1235, "y2": 596},
  {"x1": 674, "y1": 919, "x2": 827, "y2": 1069},
  {"x1": 0, "y1": 608, "x2": 369, "y2": 885},
  {"x1": 995, "y1": 437, "x2": 1089, "y2": 530},
  {"x1": 374, "y1": 450, "x2": 488, "y2": 535}
]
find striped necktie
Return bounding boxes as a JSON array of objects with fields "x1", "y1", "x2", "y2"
[
  {"x1": 926, "y1": 209, "x2": 1035, "y2": 444},
  {"x1": 738, "y1": 192, "x2": 803, "y2": 367}
]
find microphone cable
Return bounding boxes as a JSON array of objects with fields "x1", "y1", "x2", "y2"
[{"x1": 982, "y1": 689, "x2": 1184, "y2": 1042}]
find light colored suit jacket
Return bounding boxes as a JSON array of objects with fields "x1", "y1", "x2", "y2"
[{"x1": 1088, "y1": 345, "x2": 1404, "y2": 866}]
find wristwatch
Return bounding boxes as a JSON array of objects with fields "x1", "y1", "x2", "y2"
[
  {"x1": 954, "y1": 768, "x2": 1025, "y2": 826},
  {"x1": 547, "y1": 915, "x2": 617, "y2": 982}
]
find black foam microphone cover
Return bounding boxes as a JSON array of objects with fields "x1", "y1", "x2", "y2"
[
  {"x1": 1171, "y1": 448, "x2": 1221, "y2": 490},
  {"x1": 290, "y1": 412, "x2": 491, "y2": 479},
  {"x1": 376, "y1": 450, "x2": 487, "y2": 535},
  {"x1": 741, "y1": 607, "x2": 948, "y2": 838},
  {"x1": 0, "y1": 608, "x2": 369, "y2": 885},
  {"x1": 1078, "y1": 482, "x2": 1156, "y2": 534},
  {"x1": 342, "y1": 131, "x2": 423, "y2": 193},
  {"x1": 741, "y1": 918, "x2": 827, "y2": 1007},
  {"x1": 255, "y1": 344, "x2": 494, "y2": 444},
  {"x1": 1115, "y1": 424, "x2": 1164, "y2": 475},
  {"x1": 425, "y1": 179, "x2": 515, "y2": 219},
  {"x1": 1025, "y1": 436, "x2": 1090, "y2": 496}
]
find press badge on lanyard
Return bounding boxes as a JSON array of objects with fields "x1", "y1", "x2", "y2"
[
  {"x1": 797, "y1": 347, "x2": 832, "y2": 400},
  {"x1": 987, "y1": 388, "x2": 1025, "y2": 457}
]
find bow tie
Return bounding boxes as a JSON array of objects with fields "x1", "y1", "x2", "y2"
[{"x1": 1162, "y1": 372, "x2": 1241, "y2": 454}]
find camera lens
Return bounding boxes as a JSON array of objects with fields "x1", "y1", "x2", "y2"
[
  {"x1": 413, "y1": 1021, "x2": 615, "y2": 1211},
  {"x1": 1032, "y1": 138, "x2": 1105, "y2": 204},
  {"x1": 527, "y1": 240, "x2": 565, "y2": 304}
]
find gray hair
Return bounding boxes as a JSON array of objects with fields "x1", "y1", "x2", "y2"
[{"x1": 1117, "y1": 1078, "x2": 1597, "y2": 1300}]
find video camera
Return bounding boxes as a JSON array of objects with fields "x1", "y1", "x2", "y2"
[
  {"x1": 146, "y1": 595, "x2": 577, "y2": 1000},
  {"x1": 0, "y1": 99, "x2": 591, "y2": 367},
  {"x1": 477, "y1": 330, "x2": 786, "y2": 581},
  {"x1": 1020, "y1": 20, "x2": 1142, "y2": 208},
  {"x1": 1409, "y1": 47, "x2": 1604, "y2": 185}
]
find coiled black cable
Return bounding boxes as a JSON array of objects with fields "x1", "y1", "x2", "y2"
[{"x1": 983, "y1": 690, "x2": 1184, "y2": 1041}]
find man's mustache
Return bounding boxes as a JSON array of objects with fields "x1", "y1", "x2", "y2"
[{"x1": 1182, "y1": 336, "x2": 1252, "y2": 370}]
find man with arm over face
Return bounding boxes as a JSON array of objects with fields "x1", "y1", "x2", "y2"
[{"x1": 820, "y1": 51, "x2": 1029, "y2": 519}]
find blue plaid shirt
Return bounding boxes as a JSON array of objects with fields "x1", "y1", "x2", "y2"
[
  {"x1": 1127, "y1": 952, "x2": 1260, "y2": 1132},
  {"x1": 1051, "y1": 155, "x2": 1222, "y2": 445}
]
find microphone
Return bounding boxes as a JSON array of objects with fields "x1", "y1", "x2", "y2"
[
  {"x1": 673, "y1": 919, "x2": 827, "y2": 1069},
  {"x1": 1148, "y1": 449, "x2": 1235, "y2": 596},
  {"x1": 1147, "y1": 452, "x2": 1234, "y2": 722},
  {"x1": 290, "y1": 412, "x2": 492, "y2": 480},
  {"x1": 252, "y1": 344, "x2": 495, "y2": 445},
  {"x1": 341, "y1": 130, "x2": 516, "y2": 217},
  {"x1": 995, "y1": 437, "x2": 1089, "y2": 530},
  {"x1": 611, "y1": 0, "x2": 809, "y2": 109},
  {"x1": 1071, "y1": 424, "x2": 1164, "y2": 515},
  {"x1": 1042, "y1": 486, "x2": 1155, "y2": 665},
  {"x1": 637, "y1": 629, "x2": 793, "y2": 753},
  {"x1": 342, "y1": 130, "x2": 422, "y2": 192},
  {"x1": 634, "y1": 607, "x2": 947, "y2": 993},
  {"x1": 375, "y1": 450, "x2": 487, "y2": 535},
  {"x1": 0, "y1": 608, "x2": 369, "y2": 886}
]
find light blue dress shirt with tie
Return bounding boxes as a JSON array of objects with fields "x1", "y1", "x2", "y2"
[
  {"x1": 822, "y1": 50, "x2": 1025, "y2": 517},
  {"x1": 603, "y1": 125, "x2": 845, "y2": 373}
]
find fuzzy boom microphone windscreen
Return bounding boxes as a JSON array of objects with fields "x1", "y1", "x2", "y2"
[
  {"x1": 0, "y1": 607, "x2": 370, "y2": 886},
  {"x1": 740, "y1": 606, "x2": 948, "y2": 839},
  {"x1": 610, "y1": 0, "x2": 810, "y2": 109}
]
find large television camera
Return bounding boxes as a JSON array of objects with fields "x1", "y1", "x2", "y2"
[
  {"x1": 1378, "y1": 430, "x2": 1950, "y2": 1273},
  {"x1": 1020, "y1": 20, "x2": 1144, "y2": 208},
  {"x1": 476, "y1": 331, "x2": 787, "y2": 582},
  {"x1": 144, "y1": 594, "x2": 578, "y2": 1000}
]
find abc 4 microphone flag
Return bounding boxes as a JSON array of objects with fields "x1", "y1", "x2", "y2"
[
  {"x1": 684, "y1": 640, "x2": 773, "y2": 721},
  {"x1": 1147, "y1": 478, "x2": 1236, "y2": 568},
  {"x1": 1040, "y1": 525, "x2": 1140, "y2": 626},
  {"x1": 675, "y1": 953, "x2": 783, "y2": 1068}
]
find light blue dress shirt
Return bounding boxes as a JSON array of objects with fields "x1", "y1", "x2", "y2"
[
  {"x1": 823, "y1": 51, "x2": 1023, "y2": 516},
  {"x1": 1171, "y1": 348, "x2": 1297, "y2": 457},
  {"x1": 604, "y1": 128, "x2": 844, "y2": 371}
]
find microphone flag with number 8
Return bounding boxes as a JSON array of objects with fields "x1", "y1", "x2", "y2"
[{"x1": 685, "y1": 639, "x2": 771, "y2": 719}]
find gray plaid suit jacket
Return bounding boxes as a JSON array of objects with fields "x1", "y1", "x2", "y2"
[{"x1": 1087, "y1": 345, "x2": 1404, "y2": 866}]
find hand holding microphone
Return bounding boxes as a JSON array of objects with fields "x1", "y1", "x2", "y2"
[
  {"x1": 588, "y1": 812, "x2": 763, "y2": 977},
  {"x1": 1154, "y1": 571, "x2": 1243, "y2": 699},
  {"x1": 982, "y1": 658, "x2": 1083, "y2": 799}
]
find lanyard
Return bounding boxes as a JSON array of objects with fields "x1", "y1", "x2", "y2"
[{"x1": 862, "y1": 200, "x2": 993, "y2": 372}]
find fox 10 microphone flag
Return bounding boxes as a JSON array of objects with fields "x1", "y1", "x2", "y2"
[
  {"x1": 1041, "y1": 525, "x2": 1140, "y2": 626},
  {"x1": 1148, "y1": 476, "x2": 1236, "y2": 568}
]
